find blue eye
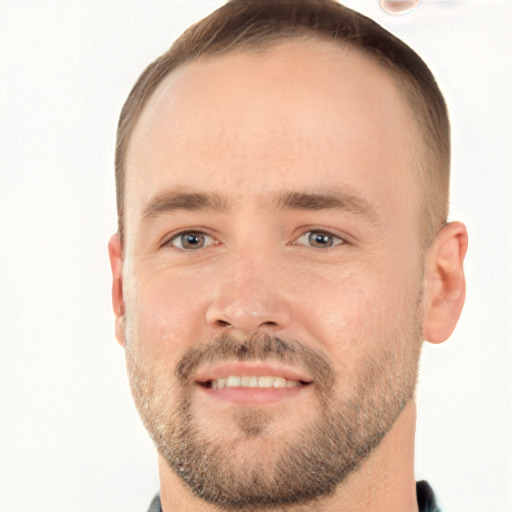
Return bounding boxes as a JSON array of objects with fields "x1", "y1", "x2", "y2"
[
  {"x1": 296, "y1": 230, "x2": 344, "y2": 249},
  {"x1": 169, "y1": 232, "x2": 214, "y2": 250}
]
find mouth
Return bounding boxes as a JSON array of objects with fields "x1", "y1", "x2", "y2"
[
  {"x1": 194, "y1": 361, "x2": 313, "y2": 405},
  {"x1": 205, "y1": 375, "x2": 305, "y2": 389}
]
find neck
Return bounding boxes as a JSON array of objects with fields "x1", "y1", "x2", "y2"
[{"x1": 158, "y1": 399, "x2": 419, "y2": 512}]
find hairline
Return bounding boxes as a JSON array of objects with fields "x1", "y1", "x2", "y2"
[{"x1": 115, "y1": 3, "x2": 449, "y2": 250}]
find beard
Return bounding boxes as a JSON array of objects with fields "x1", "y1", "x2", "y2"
[{"x1": 125, "y1": 303, "x2": 423, "y2": 511}]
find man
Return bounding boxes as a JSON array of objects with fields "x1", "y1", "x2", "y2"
[{"x1": 108, "y1": 1, "x2": 468, "y2": 510}]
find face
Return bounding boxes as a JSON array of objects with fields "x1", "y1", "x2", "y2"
[{"x1": 117, "y1": 40, "x2": 426, "y2": 508}]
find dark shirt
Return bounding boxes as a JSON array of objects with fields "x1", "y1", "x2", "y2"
[{"x1": 147, "y1": 480, "x2": 441, "y2": 511}]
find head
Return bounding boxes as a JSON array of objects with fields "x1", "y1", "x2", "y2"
[
  {"x1": 115, "y1": 0, "x2": 451, "y2": 249},
  {"x1": 109, "y1": 1, "x2": 467, "y2": 509}
]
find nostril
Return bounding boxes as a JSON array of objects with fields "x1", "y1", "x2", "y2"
[{"x1": 207, "y1": 301, "x2": 291, "y2": 334}]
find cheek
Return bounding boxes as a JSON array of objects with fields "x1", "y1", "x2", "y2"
[
  {"x1": 292, "y1": 261, "x2": 421, "y2": 370},
  {"x1": 293, "y1": 265, "x2": 387, "y2": 336},
  {"x1": 123, "y1": 268, "x2": 210, "y2": 361}
]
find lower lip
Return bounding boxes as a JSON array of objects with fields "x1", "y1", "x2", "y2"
[{"x1": 198, "y1": 385, "x2": 305, "y2": 405}]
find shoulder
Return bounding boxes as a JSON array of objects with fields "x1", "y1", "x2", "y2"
[
  {"x1": 146, "y1": 493, "x2": 162, "y2": 512},
  {"x1": 416, "y1": 480, "x2": 442, "y2": 512}
]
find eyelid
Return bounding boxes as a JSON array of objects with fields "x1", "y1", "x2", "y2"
[
  {"x1": 161, "y1": 229, "x2": 217, "y2": 251},
  {"x1": 293, "y1": 229, "x2": 348, "y2": 248},
  {"x1": 159, "y1": 227, "x2": 349, "y2": 251}
]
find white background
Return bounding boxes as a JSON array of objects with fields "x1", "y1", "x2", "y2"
[{"x1": 0, "y1": 1, "x2": 511, "y2": 511}]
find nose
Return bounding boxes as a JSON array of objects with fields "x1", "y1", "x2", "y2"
[{"x1": 206, "y1": 255, "x2": 291, "y2": 335}]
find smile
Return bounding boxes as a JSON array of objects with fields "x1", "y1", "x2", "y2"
[
  {"x1": 209, "y1": 376, "x2": 302, "y2": 389},
  {"x1": 194, "y1": 361, "x2": 313, "y2": 404}
]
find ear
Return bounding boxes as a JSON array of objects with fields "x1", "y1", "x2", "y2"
[
  {"x1": 422, "y1": 221, "x2": 468, "y2": 344},
  {"x1": 108, "y1": 233, "x2": 126, "y2": 347}
]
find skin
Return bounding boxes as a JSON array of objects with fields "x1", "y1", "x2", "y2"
[{"x1": 109, "y1": 40, "x2": 467, "y2": 511}]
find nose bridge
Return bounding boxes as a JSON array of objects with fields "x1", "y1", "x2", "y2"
[{"x1": 206, "y1": 244, "x2": 290, "y2": 334}]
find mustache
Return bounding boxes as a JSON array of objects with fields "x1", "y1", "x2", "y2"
[{"x1": 175, "y1": 332, "x2": 335, "y2": 389}]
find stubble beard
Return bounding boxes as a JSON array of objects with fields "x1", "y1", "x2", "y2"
[{"x1": 126, "y1": 305, "x2": 423, "y2": 511}]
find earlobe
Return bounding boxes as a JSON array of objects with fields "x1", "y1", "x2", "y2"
[
  {"x1": 108, "y1": 233, "x2": 126, "y2": 347},
  {"x1": 422, "y1": 221, "x2": 468, "y2": 344}
]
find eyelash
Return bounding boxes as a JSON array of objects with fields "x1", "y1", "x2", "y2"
[
  {"x1": 165, "y1": 231, "x2": 217, "y2": 251},
  {"x1": 163, "y1": 229, "x2": 346, "y2": 251},
  {"x1": 293, "y1": 230, "x2": 345, "y2": 249}
]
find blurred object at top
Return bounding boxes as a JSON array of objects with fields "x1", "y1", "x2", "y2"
[{"x1": 380, "y1": 0, "x2": 420, "y2": 15}]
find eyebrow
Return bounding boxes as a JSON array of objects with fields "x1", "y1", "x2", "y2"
[
  {"x1": 141, "y1": 189, "x2": 378, "y2": 224},
  {"x1": 142, "y1": 191, "x2": 229, "y2": 219},
  {"x1": 273, "y1": 191, "x2": 377, "y2": 222}
]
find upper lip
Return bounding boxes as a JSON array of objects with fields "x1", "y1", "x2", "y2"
[{"x1": 194, "y1": 361, "x2": 313, "y2": 384}]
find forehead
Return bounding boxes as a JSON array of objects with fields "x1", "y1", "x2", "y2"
[{"x1": 125, "y1": 39, "x2": 418, "y2": 234}]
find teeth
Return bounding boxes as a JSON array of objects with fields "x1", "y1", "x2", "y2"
[
  {"x1": 258, "y1": 376, "x2": 273, "y2": 388},
  {"x1": 210, "y1": 376, "x2": 301, "y2": 389},
  {"x1": 273, "y1": 377, "x2": 287, "y2": 388},
  {"x1": 241, "y1": 376, "x2": 255, "y2": 387},
  {"x1": 226, "y1": 376, "x2": 241, "y2": 387}
]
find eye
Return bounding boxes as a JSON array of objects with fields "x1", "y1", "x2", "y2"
[
  {"x1": 295, "y1": 230, "x2": 345, "y2": 249},
  {"x1": 168, "y1": 231, "x2": 215, "y2": 250}
]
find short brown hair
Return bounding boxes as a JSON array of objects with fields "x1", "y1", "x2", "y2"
[{"x1": 115, "y1": 0, "x2": 450, "y2": 246}]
